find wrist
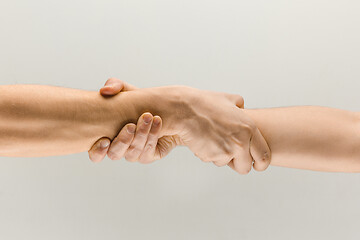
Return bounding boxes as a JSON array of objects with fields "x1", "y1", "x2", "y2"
[
  {"x1": 113, "y1": 85, "x2": 195, "y2": 136},
  {"x1": 77, "y1": 90, "x2": 128, "y2": 142}
]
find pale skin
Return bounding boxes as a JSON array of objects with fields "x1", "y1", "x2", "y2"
[
  {"x1": 90, "y1": 78, "x2": 360, "y2": 173},
  {"x1": 0, "y1": 81, "x2": 270, "y2": 174}
]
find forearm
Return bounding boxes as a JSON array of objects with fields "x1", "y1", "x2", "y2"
[
  {"x1": 0, "y1": 84, "x2": 186, "y2": 158},
  {"x1": 244, "y1": 106, "x2": 360, "y2": 172},
  {"x1": 0, "y1": 84, "x2": 127, "y2": 157}
]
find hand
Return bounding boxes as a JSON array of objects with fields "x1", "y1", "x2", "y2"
[
  {"x1": 179, "y1": 87, "x2": 271, "y2": 174},
  {"x1": 119, "y1": 86, "x2": 272, "y2": 174},
  {"x1": 88, "y1": 78, "x2": 181, "y2": 164}
]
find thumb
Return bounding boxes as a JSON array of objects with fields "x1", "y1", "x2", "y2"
[
  {"x1": 100, "y1": 78, "x2": 125, "y2": 96},
  {"x1": 249, "y1": 128, "x2": 271, "y2": 171},
  {"x1": 88, "y1": 138, "x2": 111, "y2": 163}
]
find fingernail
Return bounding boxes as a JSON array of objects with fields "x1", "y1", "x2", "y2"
[
  {"x1": 100, "y1": 140, "x2": 110, "y2": 149},
  {"x1": 153, "y1": 116, "x2": 161, "y2": 126},
  {"x1": 143, "y1": 114, "x2": 152, "y2": 124},
  {"x1": 127, "y1": 125, "x2": 136, "y2": 134}
]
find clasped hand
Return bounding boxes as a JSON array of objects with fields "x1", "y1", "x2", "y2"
[{"x1": 88, "y1": 78, "x2": 271, "y2": 174}]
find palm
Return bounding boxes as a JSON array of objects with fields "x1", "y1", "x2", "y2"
[{"x1": 154, "y1": 135, "x2": 182, "y2": 160}]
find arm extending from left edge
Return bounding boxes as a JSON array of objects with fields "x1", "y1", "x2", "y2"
[{"x1": 0, "y1": 84, "x2": 126, "y2": 157}]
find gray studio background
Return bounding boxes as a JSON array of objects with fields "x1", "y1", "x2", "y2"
[{"x1": 0, "y1": 0, "x2": 359, "y2": 239}]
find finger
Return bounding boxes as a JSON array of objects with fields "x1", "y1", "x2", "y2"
[
  {"x1": 107, "y1": 123, "x2": 136, "y2": 161},
  {"x1": 138, "y1": 116, "x2": 162, "y2": 164},
  {"x1": 100, "y1": 77, "x2": 138, "y2": 96},
  {"x1": 88, "y1": 137, "x2": 111, "y2": 163},
  {"x1": 124, "y1": 112, "x2": 153, "y2": 162},
  {"x1": 226, "y1": 93, "x2": 244, "y2": 108},
  {"x1": 232, "y1": 146, "x2": 253, "y2": 175},
  {"x1": 249, "y1": 128, "x2": 271, "y2": 172},
  {"x1": 213, "y1": 155, "x2": 233, "y2": 167}
]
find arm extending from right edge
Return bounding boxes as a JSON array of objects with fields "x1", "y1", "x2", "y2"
[{"x1": 244, "y1": 106, "x2": 360, "y2": 172}]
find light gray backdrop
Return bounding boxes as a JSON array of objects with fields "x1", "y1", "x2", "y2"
[{"x1": 0, "y1": 0, "x2": 359, "y2": 239}]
